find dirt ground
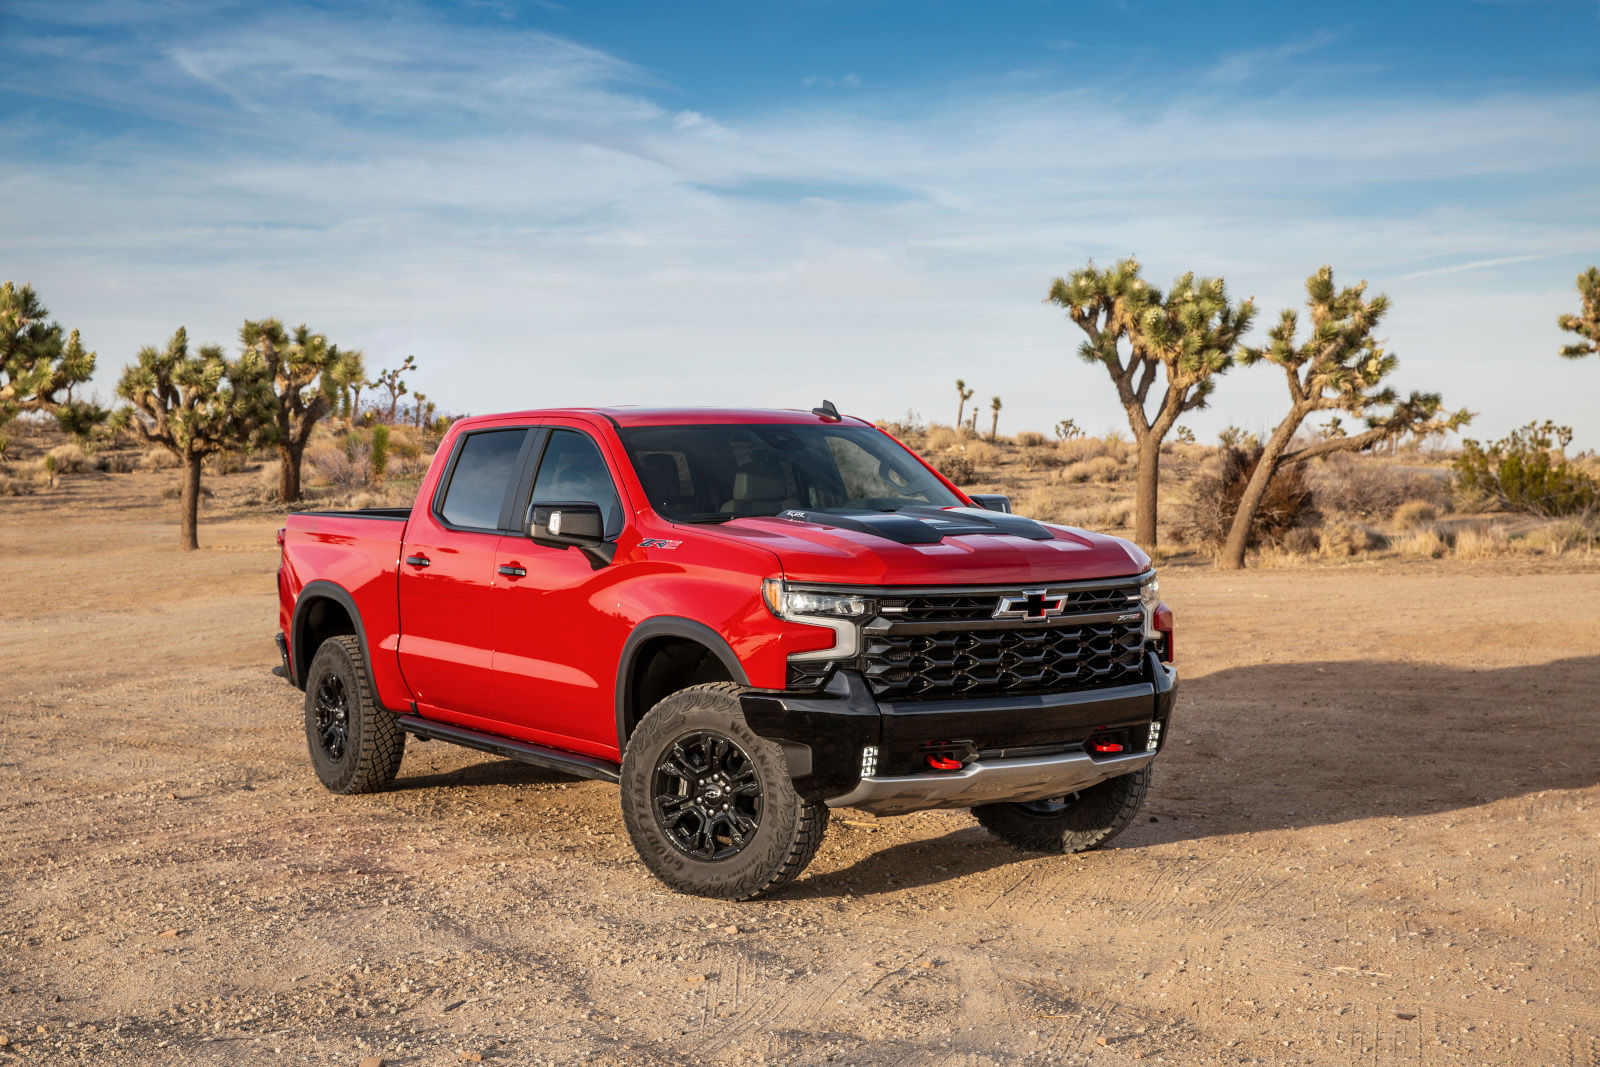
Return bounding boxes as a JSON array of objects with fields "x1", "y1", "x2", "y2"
[{"x1": 2, "y1": 467, "x2": 1598, "y2": 1066}]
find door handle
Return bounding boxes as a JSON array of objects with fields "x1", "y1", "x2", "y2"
[
  {"x1": 498, "y1": 564, "x2": 527, "y2": 578},
  {"x1": 405, "y1": 555, "x2": 431, "y2": 568}
]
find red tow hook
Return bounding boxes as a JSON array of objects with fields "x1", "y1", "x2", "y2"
[
  {"x1": 926, "y1": 754, "x2": 963, "y2": 771},
  {"x1": 1089, "y1": 740, "x2": 1125, "y2": 754}
]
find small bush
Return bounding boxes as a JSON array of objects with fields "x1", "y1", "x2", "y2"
[
  {"x1": 1020, "y1": 446, "x2": 1063, "y2": 471},
  {"x1": 1062, "y1": 455, "x2": 1120, "y2": 484},
  {"x1": 206, "y1": 450, "x2": 247, "y2": 475},
  {"x1": 0, "y1": 471, "x2": 33, "y2": 496},
  {"x1": 1312, "y1": 454, "x2": 1446, "y2": 519},
  {"x1": 935, "y1": 454, "x2": 977, "y2": 485},
  {"x1": 1280, "y1": 526, "x2": 1320, "y2": 555},
  {"x1": 1454, "y1": 422, "x2": 1600, "y2": 516},
  {"x1": 1319, "y1": 520, "x2": 1385, "y2": 557},
  {"x1": 371, "y1": 425, "x2": 392, "y2": 485},
  {"x1": 1058, "y1": 437, "x2": 1108, "y2": 464},
  {"x1": 964, "y1": 440, "x2": 1002, "y2": 466},
  {"x1": 1395, "y1": 524, "x2": 1448, "y2": 559},
  {"x1": 1528, "y1": 519, "x2": 1598, "y2": 553},
  {"x1": 141, "y1": 448, "x2": 181, "y2": 471},
  {"x1": 1015, "y1": 430, "x2": 1049, "y2": 448},
  {"x1": 1453, "y1": 522, "x2": 1510, "y2": 558},
  {"x1": 924, "y1": 424, "x2": 970, "y2": 453},
  {"x1": 47, "y1": 444, "x2": 90, "y2": 474},
  {"x1": 1175, "y1": 444, "x2": 1319, "y2": 550},
  {"x1": 1393, "y1": 499, "x2": 1438, "y2": 528},
  {"x1": 1088, "y1": 499, "x2": 1133, "y2": 528}
]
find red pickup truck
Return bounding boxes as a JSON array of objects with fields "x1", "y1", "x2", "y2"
[{"x1": 275, "y1": 403, "x2": 1175, "y2": 899}]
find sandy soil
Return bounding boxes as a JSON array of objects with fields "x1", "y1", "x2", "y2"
[{"x1": 2, "y1": 467, "x2": 1598, "y2": 1065}]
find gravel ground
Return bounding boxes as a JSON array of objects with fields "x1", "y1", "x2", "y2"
[{"x1": 1, "y1": 469, "x2": 1597, "y2": 1065}]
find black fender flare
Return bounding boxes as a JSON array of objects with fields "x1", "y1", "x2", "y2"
[
  {"x1": 614, "y1": 617, "x2": 750, "y2": 748},
  {"x1": 289, "y1": 580, "x2": 384, "y2": 703}
]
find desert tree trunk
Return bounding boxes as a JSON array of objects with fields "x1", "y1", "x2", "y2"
[
  {"x1": 1217, "y1": 416, "x2": 1301, "y2": 570},
  {"x1": 278, "y1": 440, "x2": 304, "y2": 503},
  {"x1": 180, "y1": 453, "x2": 203, "y2": 550},
  {"x1": 1133, "y1": 433, "x2": 1161, "y2": 548}
]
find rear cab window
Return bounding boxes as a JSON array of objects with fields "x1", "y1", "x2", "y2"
[{"x1": 436, "y1": 428, "x2": 529, "y2": 530}]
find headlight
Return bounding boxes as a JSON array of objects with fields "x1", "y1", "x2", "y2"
[
  {"x1": 1140, "y1": 577, "x2": 1160, "y2": 639},
  {"x1": 762, "y1": 579, "x2": 870, "y2": 664},
  {"x1": 762, "y1": 579, "x2": 872, "y2": 620}
]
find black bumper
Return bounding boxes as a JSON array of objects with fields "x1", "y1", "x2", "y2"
[{"x1": 740, "y1": 652, "x2": 1177, "y2": 808}]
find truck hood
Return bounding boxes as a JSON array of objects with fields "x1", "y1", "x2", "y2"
[{"x1": 696, "y1": 507, "x2": 1150, "y2": 586}]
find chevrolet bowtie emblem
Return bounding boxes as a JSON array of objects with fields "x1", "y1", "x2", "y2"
[{"x1": 993, "y1": 589, "x2": 1067, "y2": 622}]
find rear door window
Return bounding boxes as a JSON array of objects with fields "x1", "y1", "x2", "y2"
[{"x1": 437, "y1": 429, "x2": 528, "y2": 530}]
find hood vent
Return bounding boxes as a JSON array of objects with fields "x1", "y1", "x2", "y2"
[{"x1": 775, "y1": 506, "x2": 1055, "y2": 546}]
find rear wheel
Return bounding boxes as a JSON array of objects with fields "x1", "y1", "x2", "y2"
[
  {"x1": 303, "y1": 635, "x2": 404, "y2": 794},
  {"x1": 972, "y1": 766, "x2": 1150, "y2": 853},
  {"x1": 620, "y1": 682, "x2": 828, "y2": 900}
]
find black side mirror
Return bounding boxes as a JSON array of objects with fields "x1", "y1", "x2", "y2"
[
  {"x1": 529, "y1": 502, "x2": 615, "y2": 568},
  {"x1": 968, "y1": 493, "x2": 1012, "y2": 513}
]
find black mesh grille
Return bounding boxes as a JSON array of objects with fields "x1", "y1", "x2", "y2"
[
  {"x1": 881, "y1": 583, "x2": 1143, "y2": 623},
  {"x1": 861, "y1": 619, "x2": 1147, "y2": 700}
]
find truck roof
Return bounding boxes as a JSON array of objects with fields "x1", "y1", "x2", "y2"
[{"x1": 454, "y1": 406, "x2": 873, "y2": 429}]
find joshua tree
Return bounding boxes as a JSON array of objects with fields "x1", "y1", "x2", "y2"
[
  {"x1": 241, "y1": 319, "x2": 364, "y2": 503},
  {"x1": 1048, "y1": 258, "x2": 1255, "y2": 548},
  {"x1": 330, "y1": 348, "x2": 367, "y2": 426},
  {"x1": 1, "y1": 281, "x2": 96, "y2": 434},
  {"x1": 412, "y1": 392, "x2": 429, "y2": 428},
  {"x1": 1217, "y1": 266, "x2": 1472, "y2": 570},
  {"x1": 988, "y1": 396, "x2": 1002, "y2": 441},
  {"x1": 1558, "y1": 267, "x2": 1600, "y2": 363},
  {"x1": 1054, "y1": 418, "x2": 1083, "y2": 440},
  {"x1": 117, "y1": 328, "x2": 275, "y2": 550},
  {"x1": 55, "y1": 401, "x2": 111, "y2": 445},
  {"x1": 371, "y1": 354, "x2": 417, "y2": 425},
  {"x1": 955, "y1": 379, "x2": 975, "y2": 428}
]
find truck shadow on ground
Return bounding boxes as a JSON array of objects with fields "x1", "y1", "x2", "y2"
[{"x1": 789, "y1": 655, "x2": 1600, "y2": 898}]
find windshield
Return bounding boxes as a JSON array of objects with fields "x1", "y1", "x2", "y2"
[{"x1": 618, "y1": 423, "x2": 964, "y2": 523}]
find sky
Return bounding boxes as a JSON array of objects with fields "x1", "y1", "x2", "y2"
[{"x1": 2, "y1": 0, "x2": 1598, "y2": 447}]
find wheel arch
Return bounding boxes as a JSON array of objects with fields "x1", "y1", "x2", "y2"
[
  {"x1": 290, "y1": 580, "x2": 380, "y2": 698},
  {"x1": 615, "y1": 618, "x2": 750, "y2": 749}
]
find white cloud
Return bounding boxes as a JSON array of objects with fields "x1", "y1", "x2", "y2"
[{"x1": 4, "y1": 4, "x2": 1599, "y2": 447}]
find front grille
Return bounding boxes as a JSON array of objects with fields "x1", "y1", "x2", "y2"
[
  {"x1": 861, "y1": 618, "x2": 1147, "y2": 700},
  {"x1": 880, "y1": 582, "x2": 1142, "y2": 622}
]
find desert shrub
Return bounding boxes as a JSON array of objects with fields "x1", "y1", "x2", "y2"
[
  {"x1": 100, "y1": 451, "x2": 140, "y2": 473},
  {"x1": 1394, "y1": 524, "x2": 1448, "y2": 559},
  {"x1": 1319, "y1": 519, "x2": 1385, "y2": 557},
  {"x1": 934, "y1": 454, "x2": 977, "y2": 485},
  {"x1": 924, "y1": 424, "x2": 969, "y2": 453},
  {"x1": 309, "y1": 434, "x2": 371, "y2": 491},
  {"x1": 1279, "y1": 526, "x2": 1320, "y2": 555},
  {"x1": 1011, "y1": 487, "x2": 1070, "y2": 524},
  {"x1": 205, "y1": 450, "x2": 248, "y2": 475},
  {"x1": 141, "y1": 447, "x2": 180, "y2": 471},
  {"x1": 1452, "y1": 522, "x2": 1510, "y2": 558},
  {"x1": 1393, "y1": 499, "x2": 1438, "y2": 528},
  {"x1": 1054, "y1": 419, "x2": 1083, "y2": 441},
  {"x1": 46, "y1": 444, "x2": 90, "y2": 474},
  {"x1": 1528, "y1": 518, "x2": 1598, "y2": 553},
  {"x1": 1175, "y1": 444, "x2": 1319, "y2": 550},
  {"x1": 1020, "y1": 446, "x2": 1063, "y2": 471},
  {"x1": 159, "y1": 484, "x2": 213, "y2": 501},
  {"x1": 1088, "y1": 499, "x2": 1133, "y2": 528},
  {"x1": 1062, "y1": 455, "x2": 1120, "y2": 484},
  {"x1": 1311, "y1": 453, "x2": 1447, "y2": 518},
  {"x1": 1015, "y1": 430, "x2": 1049, "y2": 448},
  {"x1": 964, "y1": 440, "x2": 1002, "y2": 466},
  {"x1": 0, "y1": 471, "x2": 32, "y2": 496},
  {"x1": 1454, "y1": 422, "x2": 1600, "y2": 516},
  {"x1": 1057, "y1": 437, "x2": 1108, "y2": 464}
]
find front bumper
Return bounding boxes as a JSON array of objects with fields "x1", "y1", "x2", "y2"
[{"x1": 741, "y1": 651, "x2": 1176, "y2": 815}]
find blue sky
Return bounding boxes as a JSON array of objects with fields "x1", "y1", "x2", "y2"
[{"x1": 2, "y1": 0, "x2": 1598, "y2": 446}]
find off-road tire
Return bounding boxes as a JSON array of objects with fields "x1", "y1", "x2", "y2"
[
  {"x1": 973, "y1": 766, "x2": 1151, "y2": 853},
  {"x1": 621, "y1": 682, "x2": 828, "y2": 900},
  {"x1": 304, "y1": 635, "x2": 405, "y2": 795}
]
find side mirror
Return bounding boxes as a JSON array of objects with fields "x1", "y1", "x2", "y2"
[
  {"x1": 529, "y1": 502, "x2": 615, "y2": 568},
  {"x1": 968, "y1": 493, "x2": 1012, "y2": 513}
]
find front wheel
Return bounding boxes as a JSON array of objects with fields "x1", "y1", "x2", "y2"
[
  {"x1": 620, "y1": 682, "x2": 828, "y2": 900},
  {"x1": 972, "y1": 766, "x2": 1151, "y2": 853}
]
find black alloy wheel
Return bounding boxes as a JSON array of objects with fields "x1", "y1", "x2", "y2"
[
  {"x1": 313, "y1": 673, "x2": 351, "y2": 761},
  {"x1": 652, "y1": 730, "x2": 763, "y2": 860}
]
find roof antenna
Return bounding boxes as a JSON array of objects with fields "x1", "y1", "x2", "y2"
[{"x1": 812, "y1": 399, "x2": 841, "y2": 422}]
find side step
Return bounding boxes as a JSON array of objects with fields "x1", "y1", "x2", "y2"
[{"x1": 396, "y1": 715, "x2": 621, "y2": 783}]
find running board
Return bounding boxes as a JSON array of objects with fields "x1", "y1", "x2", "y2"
[{"x1": 396, "y1": 715, "x2": 621, "y2": 783}]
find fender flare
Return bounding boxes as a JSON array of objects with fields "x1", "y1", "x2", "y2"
[
  {"x1": 289, "y1": 580, "x2": 384, "y2": 703},
  {"x1": 614, "y1": 617, "x2": 750, "y2": 748}
]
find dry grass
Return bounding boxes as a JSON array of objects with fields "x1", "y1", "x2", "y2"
[
  {"x1": 1394, "y1": 499, "x2": 1439, "y2": 528},
  {"x1": 1453, "y1": 522, "x2": 1512, "y2": 559},
  {"x1": 1061, "y1": 455, "x2": 1121, "y2": 484}
]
